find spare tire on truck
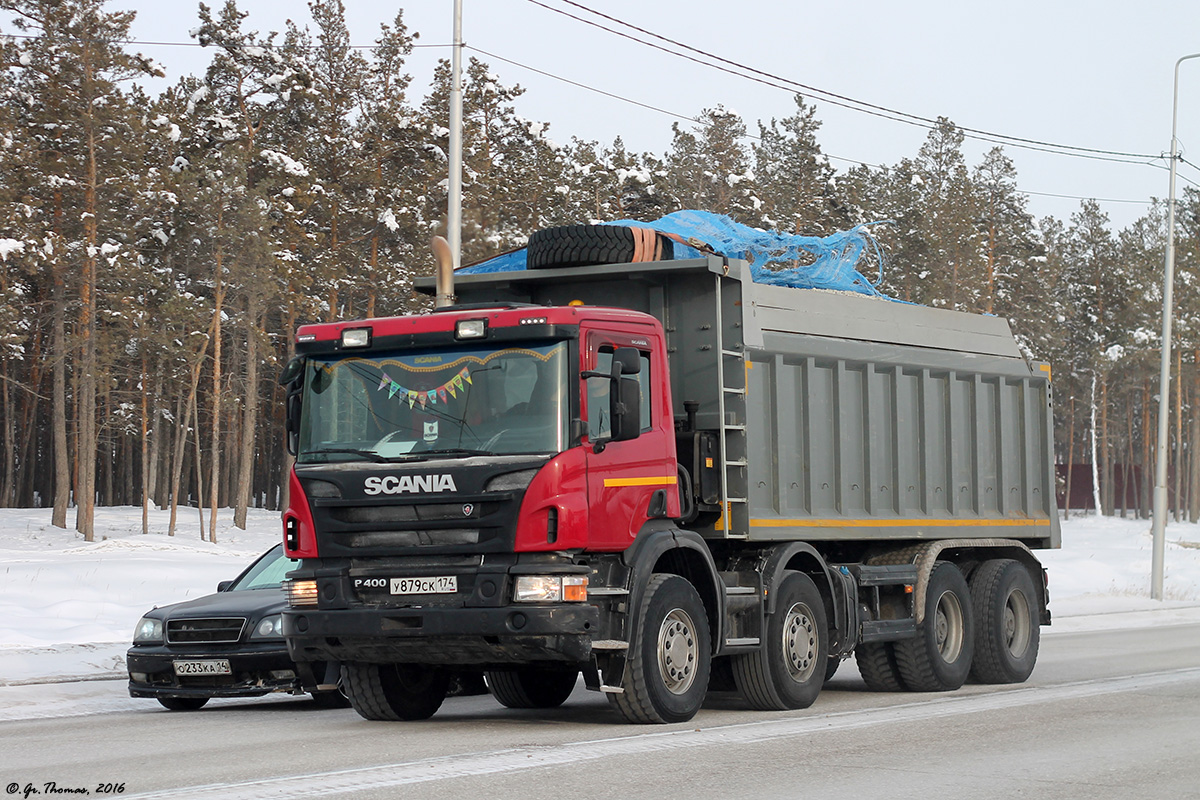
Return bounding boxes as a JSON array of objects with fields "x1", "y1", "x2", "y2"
[{"x1": 526, "y1": 224, "x2": 674, "y2": 269}]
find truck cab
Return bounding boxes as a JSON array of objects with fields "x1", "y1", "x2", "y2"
[{"x1": 281, "y1": 302, "x2": 688, "y2": 719}]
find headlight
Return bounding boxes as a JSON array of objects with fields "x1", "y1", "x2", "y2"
[
  {"x1": 133, "y1": 616, "x2": 163, "y2": 644},
  {"x1": 286, "y1": 579, "x2": 319, "y2": 607},
  {"x1": 513, "y1": 575, "x2": 588, "y2": 603},
  {"x1": 251, "y1": 614, "x2": 283, "y2": 639}
]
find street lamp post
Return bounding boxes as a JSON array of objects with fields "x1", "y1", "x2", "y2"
[{"x1": 1151, "y1": 52, "x2": 1200, "y2": 601}]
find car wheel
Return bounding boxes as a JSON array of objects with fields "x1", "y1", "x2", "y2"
[
  {"x1": 608, "y1": 574, "x2": 711, "y2": 724},
  {"x1": 342, "y1": 662, "x2": 450, "y2": 721},
  {"x1": 969, "y1": 559, "x2": 1040, "y2": 684},
  {"x1": 486, "y1": 667, "x2": 578, "y2": 709},
  {"x1": 732, "y1": 571, "x2": 828, "y2": 710},
  {"x1": 157, "y1": 696, "x2": 208, "y2": 711},
  {"x1": 894, "y1": 562, "x2": 974, "y2": 691}
]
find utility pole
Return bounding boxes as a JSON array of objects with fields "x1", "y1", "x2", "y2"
[
  {"x1": 448, "y1": 0, "x2": 465, "y2": 274},
  {"x1": 1151, "y1": 52, "x2": 1200, "y2": 600}
]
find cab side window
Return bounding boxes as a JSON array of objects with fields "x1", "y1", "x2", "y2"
[{"x1": 587, "y1": 347, "x2": 652, "y2": 440}]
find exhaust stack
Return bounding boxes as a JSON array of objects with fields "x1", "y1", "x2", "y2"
[{"x1": 431, "y1": 235, "x2": 456, "y2": 309}]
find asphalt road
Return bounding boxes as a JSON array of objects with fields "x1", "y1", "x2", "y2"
[{"x1": 3, "y1": 621, "x2": 1199, "y2": 800}]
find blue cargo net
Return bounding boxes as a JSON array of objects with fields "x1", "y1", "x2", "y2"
[{"x1": 459, "y1": 210, "x2": 892, "y2": 299}]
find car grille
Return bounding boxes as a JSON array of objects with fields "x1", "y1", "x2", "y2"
[{"x1": 166, "y1": 617, "x2": 246, "y2": 644}]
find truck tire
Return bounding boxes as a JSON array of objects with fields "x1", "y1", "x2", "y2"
[
  {"x1": 609, "y1": 573, "x2": 711, "y2": 724},
  {"x1": 526, "y1": 224, "x2": 673, "y2": 269},
  {"x1": 341, "y1": 662, "x2": 450, "y2": 721},
  {"x1": 732, "y1": 571, "x2": 828, "y2": 710},
  {"x1": 894, "y1": 562, "x2": 974, "y2": 692},
  {"x1": 854, "y1": 642, "x2": 908, "y2": 691},
  {"x1": 157, "y1": 697, "x2": 208, "y2": 711},
  {"x1": 485, "y1": 667, "x2": 578, "y2": 709},
  {"x1": 969, "y1": 559, "x2": 1040, "y2": 684}
]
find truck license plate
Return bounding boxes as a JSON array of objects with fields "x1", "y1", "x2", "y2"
[
  {"x1": 391, "y1": 576, "x2": 457, "y2": 595},
  {"x1": 173, "y1": 659, "x2": 232, "y2": 676}
]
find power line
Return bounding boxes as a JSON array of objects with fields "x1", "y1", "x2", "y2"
[
  {"x1": 467, "y1": 46, "x2": 1156, "y2": 210},
  {"x1": 526, "y1": 0, "x2": 1162, "y2": 166}
]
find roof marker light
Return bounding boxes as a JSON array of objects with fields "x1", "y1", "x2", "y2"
[
  {"x1": 456, "y1": 319, "x2": 487, "y2": 339},
  {"x1": 341, "y1": 328, "x2": 371, "y2": 348}
]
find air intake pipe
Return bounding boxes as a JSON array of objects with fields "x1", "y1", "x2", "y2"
[{"x1": 431, "y1": 235, "x2": 456, "y2": 309}]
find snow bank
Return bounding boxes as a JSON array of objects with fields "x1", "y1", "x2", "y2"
[{"x1": 1, "y1": 507, "x2": 1199, "y2": 687}]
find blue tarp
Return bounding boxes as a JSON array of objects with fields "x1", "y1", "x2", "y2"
[{"x1": 458, "y1": 210, "x2": 891, "y2": 299}]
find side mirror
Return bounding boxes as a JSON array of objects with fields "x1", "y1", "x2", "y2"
[
  {"x1": 217, "y1": 580, "x2": 233, "y2": 593},
  {"x1": 610, "y1": 375, "x2": 641, "y2": 442},
  {"x1": 279, "y1": 356, "x2": 305, "y2": 386},
  {"x1": 612, "y1": 346, "x2": 641, "y2": 376}
]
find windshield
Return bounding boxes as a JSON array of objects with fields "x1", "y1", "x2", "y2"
[
  {"x1": 297, "y1": 341, "x2": 569, "y2": 463},
  {"x1": 231, "y1": 545, "x2": 298, "y2": 590}
]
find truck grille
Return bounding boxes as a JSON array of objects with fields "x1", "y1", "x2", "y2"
[{"x1": 166, "y1": 617, "x2": 246, "y2": 644}]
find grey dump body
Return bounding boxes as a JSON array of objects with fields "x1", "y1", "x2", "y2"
[{"x1": 447, "y1": 256, "x2": 1060, "y2": 551}]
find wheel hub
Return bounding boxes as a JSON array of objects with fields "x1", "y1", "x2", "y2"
[
  {"x1": 933, "y1": 590, "x2": 964, "y2": 662},
  {"x1": 782, "y1": 602, "x2": 818, "y2": 681},
  {"x1": 658, "y1": 608, "x2": 698, "y2": 695}
]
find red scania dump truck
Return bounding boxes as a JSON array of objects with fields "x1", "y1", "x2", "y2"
[{"x1": 279, "y1": 228, "x2": 1059, "y2": 724}]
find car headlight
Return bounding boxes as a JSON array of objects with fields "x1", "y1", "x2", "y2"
[
  {"x1": 513, "y1": 575, "x2": 588, "y2": 603},
  {"x1": 133, "y1": 616, "x2": 163, "y2": 644},
  {"x1": 251, "y1": 614, "x2": 283, "y2": 639}
]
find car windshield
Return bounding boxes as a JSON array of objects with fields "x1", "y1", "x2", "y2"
[
  {"x1": 297, "y1": 341, "x2": 569, "y2": 463},
  {"x1": 231, "y1": 546, "x2": 299, "y2": 590}
]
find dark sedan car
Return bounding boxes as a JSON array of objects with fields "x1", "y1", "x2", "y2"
[{"x1": 127, "y1": 544, "x2": 345, "y2": 710}]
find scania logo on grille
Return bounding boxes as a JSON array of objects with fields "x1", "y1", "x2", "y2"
[
  {"x1": 363, "y1": 474, "x2": 458, "y2": 495},
  {"x1": 462, "y1": 503, "x2": 474, "y2": 517}
]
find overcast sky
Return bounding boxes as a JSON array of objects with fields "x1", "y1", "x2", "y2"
[{"x1": 109, "y1": 0, "x2": 1200, "y2": 231}]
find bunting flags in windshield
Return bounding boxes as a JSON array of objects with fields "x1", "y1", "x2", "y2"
[{"x1": 377, "y1": 367, "x2": 472, "y2": 409}]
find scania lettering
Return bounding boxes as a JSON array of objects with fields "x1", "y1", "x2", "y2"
[
  {"x1": 279, "y1": 233, "x2": 1059, "y2": 724},
  {"x1": 363, "y1": 474, "x2": 458, "y2": 496}
]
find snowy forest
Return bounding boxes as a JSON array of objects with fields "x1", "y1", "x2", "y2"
[{"x1": 1, "y1": 0, "x2": 1199, "y2": 540}]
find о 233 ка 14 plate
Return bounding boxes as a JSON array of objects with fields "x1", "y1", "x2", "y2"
[
  {"x1": 173, "y1": 659, "x2": 232, "y2": 676},
  {"x1": 391, "y1": 576, "x2": 457, "y2": 595}
]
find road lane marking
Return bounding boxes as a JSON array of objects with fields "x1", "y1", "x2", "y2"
[{"x1": 124, "y1": 667, "x2": 1200, "y2": 800}]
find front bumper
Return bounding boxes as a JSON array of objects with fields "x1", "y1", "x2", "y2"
[
  {"x1": 126, "y1": 644, "x2": 303, "y2": 699},
  {"x1": 283, "y1": 603, "x2": 599, "y2": 666}
]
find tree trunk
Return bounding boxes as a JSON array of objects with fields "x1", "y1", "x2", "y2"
[
  {"x1": 1090, "y1": 375, "x2": 1102, "y2": 516},
  {"x1": 1065, "y1": 397, "x2": 1076, "y2": 519},
  {"x1": 208, "y1": 217, "x2": 225, "y2": 544},
  {"x1": 51, "y1": 193, "x2": 71, "y2": 528},
  {"x1": 234, "y1": 296, "x2": 259, "y2": 529},
  {"x1": 168, "y1": 330, "x2": 212, "y2": 537}
]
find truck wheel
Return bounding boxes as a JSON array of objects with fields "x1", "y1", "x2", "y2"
[
  {"x1": 526, "y1": 224, "x2": 673, "y2": 269},
  {"x1": 732, "y1": 571, "x2": 828, "y2": 710},
  {"x1": 894, "y1": 562, "x2": 974, "y2": 692},
  {"x1": 969, "y1": 559, "x2": 1040, "y2": 684},
  {"x1": 609, "y1": 574, "x2": 711, "y2": 724},
  {"x1": 157, "y1": 697, "x2": 208, "y2": 711},
  {"x1": 485, "y1": 667, "x2": 578, "y2": 709},
  {"x1": 341, "y1": 662, "x2": 450, "y2": 721},
  {"x1": 854, "y1": 642, "x2": 907, "y2": 691}
]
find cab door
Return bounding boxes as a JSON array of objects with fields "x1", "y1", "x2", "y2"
[{"x1": 580, "y1": 323, "x2": 679, "y2": 551}]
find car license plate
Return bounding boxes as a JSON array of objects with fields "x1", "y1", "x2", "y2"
[
  {"x1": 391, "y1": 576, "x2": 457, "y2": 595},
  {"x1": 173, "y1": 659, "x2": 232, "y2": 676}
]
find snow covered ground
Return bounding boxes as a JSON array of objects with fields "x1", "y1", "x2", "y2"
[{"x1": 1, "y1": 505, "x2": 1199, "y2": 696}]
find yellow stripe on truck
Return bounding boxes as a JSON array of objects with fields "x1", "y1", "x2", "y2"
[{"x1": 603, "y1": 476, "x2": 678, "y2": 488}]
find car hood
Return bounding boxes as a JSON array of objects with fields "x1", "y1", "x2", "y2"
[{"x1": 149, "y1": 588, "x2": 287, "y2": 620}]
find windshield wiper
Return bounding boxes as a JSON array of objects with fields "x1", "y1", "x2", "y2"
[
  {"x1": 403, "y1": 447, "x2": 492, "y2": 460},
  {"x1": 304, "y1": 447, "x2": 388, "y2": 463}
]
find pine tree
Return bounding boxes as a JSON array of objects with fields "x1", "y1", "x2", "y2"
[
  {"x1": 663, "y1": 106, "x2": 760, "y2": 220},
  {"x1": 3, "y1": 0, "x2": 161, "y2": 538},
  {"x1": 753, "y1": 94, "x2": 846, "y2": 236}
]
